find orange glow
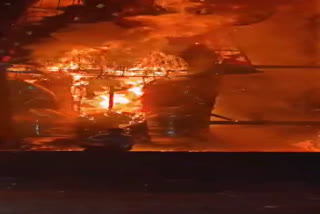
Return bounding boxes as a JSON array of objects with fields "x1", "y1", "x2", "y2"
[
  {"x1": 23, "y1": 0, "x2": 84, "y2": 23},
  {"x1": 32, "y1": 0, "x2": 83, "y2": 8}
]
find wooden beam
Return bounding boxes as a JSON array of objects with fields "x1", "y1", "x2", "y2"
[{"x1": 108, "y1": 86, "x2": 114, "y2": 110}]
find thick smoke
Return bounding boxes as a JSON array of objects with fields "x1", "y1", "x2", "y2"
[
  {"x1": 24, "y1": 0, "x2": 319, "y2": 103},
  {"x1": 25, "y1": 0, "x2": 236, "y2": 68},
  {"x1": 216, "y1": 0, "x2": 320, "y2": 122},
  {"x1": 26, "y1": 22, "x2": 168, "y2": 65},
  {"x1": 233, "y1": 0, "x2": 319, "y2": 65}
]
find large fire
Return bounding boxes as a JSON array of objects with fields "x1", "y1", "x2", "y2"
[{"x1": 37, "y1": 47, "x2": 189, "y2": 115}]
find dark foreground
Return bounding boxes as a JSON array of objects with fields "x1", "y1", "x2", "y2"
[
  {"x1": 1, "y1": 189, "x2": 319, "y2": 214},
  {"x1": 0, "y1": 152, "x2": 320, "y2": 213}
]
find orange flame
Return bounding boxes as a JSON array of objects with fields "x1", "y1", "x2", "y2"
[{"x1": 39, "y1": 47, "x2": 189, "y2": 113}]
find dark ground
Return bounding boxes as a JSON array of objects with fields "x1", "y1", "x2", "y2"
[
  {"x1": 0, "y1": 189, "x2": 320, "y2": 214},
  {"x1": 0, "y1": 152, "x2": 320, "y2": 213}
]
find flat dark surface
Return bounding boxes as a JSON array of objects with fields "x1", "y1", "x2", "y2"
[
  {"x1": 0, "y1": 152, "x2": 319, "y2": 213},
  {"x1": 0, "y1": 188, "x2": 320, "y2": 214},
  {"x1": 0, "y1": 152, "x2": 320, "y2": 185},
  {"x1": 0, "y1": 152, "x2": 320, "y2": 213}
]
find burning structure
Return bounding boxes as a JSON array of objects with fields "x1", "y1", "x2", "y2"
[
  {"x1": 2, "y1": 0, "x2": 318, "y2": 151},
  {"x1": 8, "y1": 42, "x2": 222, "y2": 139},
  {"x1": 0, "y1": 0, "x2": 282, "y2": 144}
]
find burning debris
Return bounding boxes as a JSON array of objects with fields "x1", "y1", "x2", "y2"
[
  {"x1": 9, "y1": 42, "x2": 243, "y2": 119},
  {"x1": 33, "y1": 47, "x2": 190, "y2": 116},
  {"x1": 4, "y1": 0, "x2": 318, "y2": 152},
  {"x1": 6, "y1": 35, "x2": 221, "y2": 143}
]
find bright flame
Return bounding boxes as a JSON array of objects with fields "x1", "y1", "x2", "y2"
[
  {"x1": 48, "y1": 66, "x2": 60, "y2": 72},
  {"x1": 72, "y1": 74, "x2": 84, "y2": 81},
  {"x1": 40, "y1": 48, "x2": 190, "y2": 114},
  {"x1": 129, "y1": 86, "x2": 143, "y2": 96},
  {"x1": 99, "y1": 94, "x2": 130, "y2": 109}
]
